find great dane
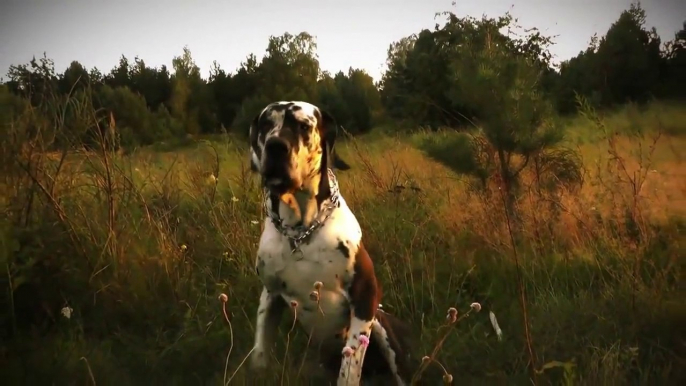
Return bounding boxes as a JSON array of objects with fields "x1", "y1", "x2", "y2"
[{"x1": 247, "y1": 101, "x2": 412, "y2": 385}]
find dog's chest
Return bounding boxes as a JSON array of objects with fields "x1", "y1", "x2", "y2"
[{"x1": 256, "y1": 204, "x2": 362, "y2": 338}]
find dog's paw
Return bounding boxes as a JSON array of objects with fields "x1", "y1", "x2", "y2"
[
  {"x1": 249, "y1": 349, "x2": 268, "y2": 371},
  {"x1": 336, "y1": 372, "x2": 361, "y2": 386},
  {"x1": 337, "y1": 349, "x2": 364, "y2": 386}
]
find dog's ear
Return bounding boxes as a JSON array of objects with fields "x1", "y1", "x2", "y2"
[
  {"x1": 248, "y1": 113, "x2": 261, "y2": 173},
  {"x1": 320, "y1": 110, "x2": 351, "y2": 171}
]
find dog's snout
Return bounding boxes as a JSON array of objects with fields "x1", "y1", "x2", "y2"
[{"x1": 264, "y1": 138, "x2": 290, "y2": 159}]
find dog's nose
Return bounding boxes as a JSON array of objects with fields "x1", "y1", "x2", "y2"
[{"x1": 264, "y1": 137, "x2": 290, "y2": 159}]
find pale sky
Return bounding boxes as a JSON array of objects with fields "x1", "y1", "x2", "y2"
[{"x1": 1, "y1": 0, "x2": 684, "y2": 83}]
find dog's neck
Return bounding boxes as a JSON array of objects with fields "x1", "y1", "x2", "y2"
[{"x1": 272, "y1": 172, "x2": 329, "y2": 229}]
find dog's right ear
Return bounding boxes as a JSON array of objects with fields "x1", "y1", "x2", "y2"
[
  {"x1": 249, "y1": 113, "x2": 261, "y2": 173},
  {"x1": 320, "y1": 110, "x2": 351, "y2": 171}
]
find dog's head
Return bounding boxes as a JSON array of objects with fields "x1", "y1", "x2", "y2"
[{"x1": 249, "y1": 101, "x2": 350, "y2": 198}]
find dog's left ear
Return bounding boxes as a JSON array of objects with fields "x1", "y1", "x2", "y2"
[
  {"x1": 319, "y1": 110, "x2": 351, "y2": 171},
  {"x1": 248, "y1": 112, "x2": 261, "y2": 173}
]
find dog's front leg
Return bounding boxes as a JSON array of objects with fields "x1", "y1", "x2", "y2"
[
  {"x1": 338, "y1": 245, "x2": 379, "y2": 386},
  {"x1": 250, "y1": 287, "x2": 286, "y2": 370}
]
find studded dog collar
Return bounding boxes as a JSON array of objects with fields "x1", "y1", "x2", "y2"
[{"x1": 263, "y1": 168, "x2": 341, "y2": 253}]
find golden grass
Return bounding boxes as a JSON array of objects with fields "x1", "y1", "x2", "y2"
[{"x1": 1, "y1": 103, "x2": 685, "y2": 385}]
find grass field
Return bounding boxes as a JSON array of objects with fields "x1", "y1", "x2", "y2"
[{"x1": 1, "y1": 102, "x2": 685, "y2": 385}]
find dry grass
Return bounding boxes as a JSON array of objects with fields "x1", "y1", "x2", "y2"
[{"x1": 1, "y1": 101, "x2": 685, "y2": 385}]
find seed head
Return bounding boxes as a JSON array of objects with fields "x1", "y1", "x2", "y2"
[
  {"x1": 290, "y1": 300, "x2": 299, "y2": 308},
  {"x1": 313, "y1": 281, "x2": 323, "y2": 290},
  {"x1": 421, "y1": 356, "x2": 431, "y2": 364},
  {"x1": 218, "y1": 293, "x2": 228, "y2": 303},
  {"x1": 443, "y1": 373, "x2": 453, "y2": 384},
  {"x1": 470, "y1": 302, "x2": 482, "y2": 313},
  {"x1": 309, "y1": 290, "x2": 320, "y2": 302},
  {"x1": 342, "y1": 346, "x2": 354, "y2": 357},
  {"x1": 180, "y1": 244, "x2": 188, "y2": 251},
  {"x1": 446, "y1": 307, "x2": 458, "y2": 323},
  {"x1": 61, "y1": 306, "x2": 73, "y2": 320}
]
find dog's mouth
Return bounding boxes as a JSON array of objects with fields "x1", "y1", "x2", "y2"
[
  {"x1": 263, "y1": 176, "x2": 292, "y2": 194},
  {"x1": 261, "y1": 164, "x2": 299, "y2": 195},
  {"x1": 260, "y1": 142, "x2": 300, "y2": 196}
]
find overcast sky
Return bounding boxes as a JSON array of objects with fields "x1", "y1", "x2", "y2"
[{"x1": 1, "y1": 0, "x2": 684, "y2": 82}]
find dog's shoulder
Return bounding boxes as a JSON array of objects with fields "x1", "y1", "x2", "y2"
[{"x1": 312, "y1": 196, "x2": 362, "y2": 251}]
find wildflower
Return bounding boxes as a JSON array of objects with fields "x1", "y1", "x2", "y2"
[
  {"x1": 218, "y1": 293, "x2": 228, "y2": 303},
  {"x1": 470, "y1": 302, "x2": 482, "y2": 313},
  {"x1": 421, "y1": 356, "x2": 431, "y2": 364},
  {"x1": 61, "y1": 306, "x2": 73, "y2": 320},
  {"x1": 231, "y1": 196, "x2": 239, "y2": 202},
  {"x1": 342, "y1": 346, "x2": 354, "y2": 357},
  {"x1": 290, "y1": 300, "x2": 299, "y2": 308},
  {"x1": 222, "y1": 251, "x2": 229, "y2": 257},
  {"x1": 180, "y1": 244, "x2": 188, "y2": 251},
  {"x1": 309, "y1": 291, "x2": 320, "y2": 302},
  {"x1": 358, "y1": 334, "x2": 370, "y2": 348},
  {"x1": 446, "y1": 307, "x2": 458, "y2": 323},
  {"x1": 443, "y1": 373, "x2": 454, "y2": 384},
  {"x1": 313, "y1": 281, "x2": 323, "y2": 290}
]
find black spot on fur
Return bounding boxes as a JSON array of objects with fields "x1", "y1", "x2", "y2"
[
  {"x1": 336, "y1": 240, "x2": 350, "y2": 258},
  {"x1": 269, "y1": 195, "x2": 280, "y2": 217},
  {"x1": 256, "y1": 258, "x2": 265, "y2": 276}
]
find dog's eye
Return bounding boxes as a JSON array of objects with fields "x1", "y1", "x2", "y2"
[{"x1": 300, "y1": 122, "x2": 312, "y2": 131}]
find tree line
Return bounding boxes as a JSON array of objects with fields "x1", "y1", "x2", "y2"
[{"x1": 1, "y1": 3, "x2": 684, "y2": 149}]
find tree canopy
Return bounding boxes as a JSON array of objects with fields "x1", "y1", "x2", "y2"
[{"x1": 1, "y1": 2, "x2": 683, "y2": 148}]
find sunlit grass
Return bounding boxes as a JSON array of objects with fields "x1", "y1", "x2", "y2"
[{"x1": 1, "y1": 103, "x2": 685, "y2": 385}]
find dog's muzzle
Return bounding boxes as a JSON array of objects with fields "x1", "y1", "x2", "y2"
[{"x1": 262, "y1": 137, "x2": 294, "y2": 193}]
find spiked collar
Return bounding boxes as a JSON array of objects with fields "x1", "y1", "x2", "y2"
[{"x1": 263, "y1": 168, "x2": 341, "y2": 253}]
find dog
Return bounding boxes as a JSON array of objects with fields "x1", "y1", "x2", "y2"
[{"x1": 247, "y1": 101, "x2": 413, "y2": 385}]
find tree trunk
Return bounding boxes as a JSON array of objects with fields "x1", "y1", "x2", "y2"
[{"x1": 496, "y1": 147, "x2": 518, "y2": 225}]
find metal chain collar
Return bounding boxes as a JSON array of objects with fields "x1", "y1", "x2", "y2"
[{"x1": 263, "y1": 168, "x2": 341, "y2": 253}]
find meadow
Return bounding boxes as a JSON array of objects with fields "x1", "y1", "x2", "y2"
[{"x1": 1, "y1": 101, "x2": 685, "y2": 385}]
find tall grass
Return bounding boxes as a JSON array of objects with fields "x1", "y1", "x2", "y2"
[{"x1": 1, "y1": 95, "x2": 685, "y2": 385}]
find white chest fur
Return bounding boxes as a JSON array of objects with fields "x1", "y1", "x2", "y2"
[{"x1": 255, "y1": 196, "x2": 362, "y2": 341}]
